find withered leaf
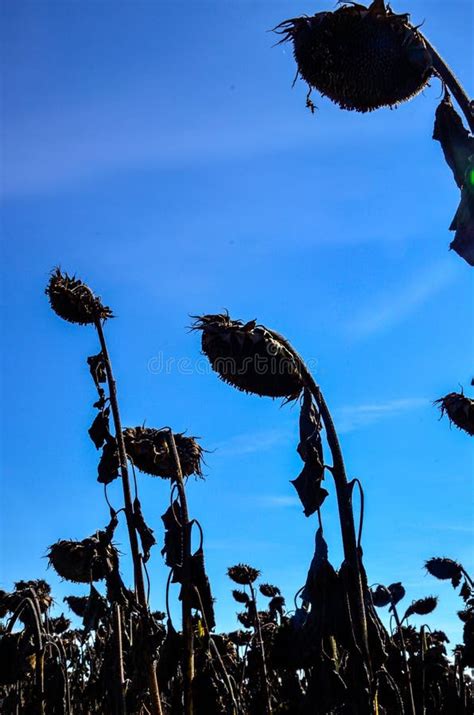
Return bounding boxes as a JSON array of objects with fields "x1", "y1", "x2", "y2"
[
  {"x1": 161, "y1": 500, "x2": 183, "y2": 575},
  {"x1": 181, "y1": 547, "x2": 216, "y2": 631},
  {"x1": 133, "y1": 497, "x2": 156, "y2": 563},
  {"x1": 97, "y1": 438, "x2": 120, "y2": 484},
  {"x1": 292, "y1": 389, "x2": 326, "y2": 516},
  {"x1": 88, "y1": 407, "x2": 111, "y2": 450},
  {"x1": 433, "y1": 93, "x2": 474, "y2": 189},
  {"x1": 87, "y1": 353, "x2": 107, "y2": 386}
]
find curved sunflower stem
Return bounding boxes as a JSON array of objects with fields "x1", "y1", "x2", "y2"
[
  {"x1": 266, "y1": 328, "x2": 370, "y2": 668},
  {"x1": 423, "y1": 37, "x2": 474, "y2": 134},
  {"x1": 94, "y1": 318, "x2": 163, "y2": 715},
  {"x1": 249, "y1": 583, "x2": 273, "y2": 715},
  {"x1": 165, "y1": 429, "x2": 195, "y2": 715}
]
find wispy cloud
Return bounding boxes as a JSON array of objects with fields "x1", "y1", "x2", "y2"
[
  {"x1": 346, "y1": 260, "x2": 459, "y2": 339},
  {"x1": 257, "y1": 495, "x2": 300, "y2": 508},
  {"x1": 213, "y1": 427, "x2": 292, "y2": 457},
  {"x1": 334, "y1": 397, "x2": 428, "y2": 433}
]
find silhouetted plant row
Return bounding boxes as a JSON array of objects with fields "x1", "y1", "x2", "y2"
[
  {"x1": 3, "y1": 0, "x2": 473, "y2": 711},
  {"x1": 0, "y1": 269, "x2": 472, "y2": 714}
]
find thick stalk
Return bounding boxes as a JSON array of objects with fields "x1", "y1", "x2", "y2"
[
  {"x1": 166, "y1": 429, "x2": 194, "y2": 715},
  {"x1": 95, "y1": 319, "x2": 163, "y2": 715},
  {"x1": 114, "y1": 604, "x2": 126, "y2": 715},
  {"x1": 423, "y1": 37, "x2": 474, "y2": 134},
  {"x1": 267, "y1": 328, "x2": 370, "y2": 663},
  {"x1": 249, "y1": 583, "x2": 272, "y2": 715}
]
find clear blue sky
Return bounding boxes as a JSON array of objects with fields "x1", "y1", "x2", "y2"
[{"x1": 1, "y1": 0, "x2": 473, "y2": 646}]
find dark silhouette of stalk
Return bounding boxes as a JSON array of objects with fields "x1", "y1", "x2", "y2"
[
  {"x1": 165, "y1": 429, "x2": 194, "y2": 715},
  {"x1": 248, "y1": 582, "x2": 272, "y2": 715},
  {"x1": 7, "y1": 595, "x2": 45, "y2": 715},
  {"x1": 94, "y1": 318, "x2": 163, "y2": 715},
  {"x1": 389, "y1": 599, "x2": 416, "y2": 715},
  {"x1": 114, "y1": 604, "x2": 126, "y2": 715},
  {"x1": 423, "y1": 38, "x2": 474, "y2": 134},
  {"x1": 266, "y1": 327, "x2": 370, "y2": 664}
]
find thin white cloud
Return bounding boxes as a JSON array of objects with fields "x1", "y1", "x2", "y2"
[
  {"x1": 258, "y1": 495, "x2": 300, "y2": 508},
  {"x1": 334, "y1": 397, "x2": 428, "y2": 433},
  {"x1": 346, "y1": 260, "x2": 459, "y2": 339},
  {"x1": 213, "y1": 427, "x2": 292, "y2": 457}
]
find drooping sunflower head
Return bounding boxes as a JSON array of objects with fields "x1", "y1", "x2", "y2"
[
  {"x1": 227, "y1": 564, "x2": 261, "y2": 586},
  {"x1": 47, "y1": 536, "x2": 117, "y2": 584},
  {"x1": 403, "y1": 596, "x2": 438, "y2": 619},
  {"x1": 45, "y1": 268, "x2": 113, "y2": 325},
  {"x1": 274, "y1": 0, "x2": 432, "y2": 113},
  {"x1": 192, "y1": 313, "x2": 303, "y2": 400},
  {"x1": 435, "y1": 392, "x2": 474, "y2": 436},
  {"x1": 123, "y1": 427, "x2": 204, "y2": 478}
]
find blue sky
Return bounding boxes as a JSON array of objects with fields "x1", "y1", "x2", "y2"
[{"x1": 1, "y1": 0, "x2": 473, "y2": 646}]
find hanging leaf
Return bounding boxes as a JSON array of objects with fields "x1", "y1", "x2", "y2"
[
  {"x1": 433, "y1": 92, "x2": 474, "y2": 188},
  {"x1": 433, "y1": 93, "x2": 474, "y2": 265},
  {"x1": 97, "y1": 438, "x2": 120, "y2": 484},
  {"x1": 83, "y1": 585, "x2": 107, "y2": 633},
  {"x1": 133, "y1": 497, "x2": 156, "y2": 563},
  {"x1": 182, "y1": 547, "x2": 216, "y2": 631},
  {"x1": 88, "y1": 407, "x2": 111, "y2": 450},
  {"x1": 161, "y1": 500, "x2": 183, "y2": 577},
  {"x1": 291, "y1": 388, "x2": 327, "y2": 516},
  {"x1": 87, "y1": 353, "x2": 107, "y2": 386}
]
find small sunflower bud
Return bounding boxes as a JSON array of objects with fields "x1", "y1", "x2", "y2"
[
  {"x1": 435, "y1": 393, "x2": 474, "y2": 436},
  {"x1": 192, "y1": 314, "x2": 303, "y2": 400},
  {"x1": 45, "y1": 268, "x2": 113, "y2": 325},
  {"x1": 227, "y1": 564, "x2": 261, "y2": 586},
  {"x1": 274, "y1": 0, "x2": 432, "y2": 113}
]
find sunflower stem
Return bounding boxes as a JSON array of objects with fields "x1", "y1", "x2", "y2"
[
  {"x1": 249, "y1": 583, "x2": 272, "y2": 715},
  {"x1": 266, "y1": 328, "x2": 370, "y2": 669},
  {"x1": 165, "y1": 429, "x2": 195, "y2": 715},
  {"x1": 94, "y1": 318, "x2": 163, "y2": 715},
  {"x1": 423, "y1": 37, "x2": 474, "y2": 134},
  {"x1": 390, "y1": 600, "x2": 416, "y2": 715}
]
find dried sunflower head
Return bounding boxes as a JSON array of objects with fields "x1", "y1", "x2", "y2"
[
  {"x1": 232, "y1": 589, "x2": 250, "y2": 605},
  {"x1": 403, "y1": 596, "x2": 438, "y2": 619},
  {"x1": 435, "y1": 392, "x2": 474, "y2": 436},
  {"x1": 14, "y1": 579, "x2": 53, "y2": 614},
  {"x1": 47, "y1": 535, "x2": 117, "y2": 584},
  {"x1": 192, "y1": 313, "x2": 303, "y2": 399},
  {"x1": 275, "y1": 0, "x2": 432, "y2": 113},
  {"x1": 63, "y1": 595, "x2": 89, "y2": 618},
  {"x1": 370, "y1": 585, "x2": 392, "y2": 608},
  {"x1": 259, "y1": 583, "x2": 281, "y2": 598},
  {"x1": 425, "y1": 557, "x2": 463, "y2": 586},
  {"x1": 123, "y1": 427, "x2": 204, "y2": 478},
  {"x1": 227, "y1": 564, "x2": 261, "y2": 586},
  {"x1": 45, "y1": 268, "x2": 113, "y2": 325}
]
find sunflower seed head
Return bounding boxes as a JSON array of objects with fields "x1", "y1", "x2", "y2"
[
  {"x1": 435, "y1": 393, "x2": 474, "y2": 436},
  {"x1": 192, "y1": 313, "x2": 303, "y2": 400},
  {"x1": 274, "y1": 0, "x2": 432, "y2": 113},
  {"x1": 259, "y1": 583, "x2": 281, "y2": 598},
  {"x1": 45, "y1": 268, "x2": 113, "y2": 325},
  {"x1": 425, "y1": 557, "x2": 463, "y2": 586},
  {"x1": 370, "y1": 584, "x2": 392, "y2": 607},
  {"x1": 47, "y1": 535, "x2": 117, "y2": 584},
  {"x1": 63, "y1": 595, "x2": 89, "y2": 618},
  {"x1": 123, "y1": 427, "x2": 204, "y2": 478},
  {"x1": 404, "y1": 596, "x2": 438, "y2": 619},
  {"x1": 232, "y1": 589, "x2": 250, "y2": 605},
  {"x1": 227, "y1": 564, "x2": 261, "y2": 586}
]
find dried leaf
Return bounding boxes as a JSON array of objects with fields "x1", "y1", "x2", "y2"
[
  {"x1": 88, "y1": 407, "x2": 111, "y2": 450},
  {"x1": 133, "y1": 497, "x2": 156, "y2": 563}
]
